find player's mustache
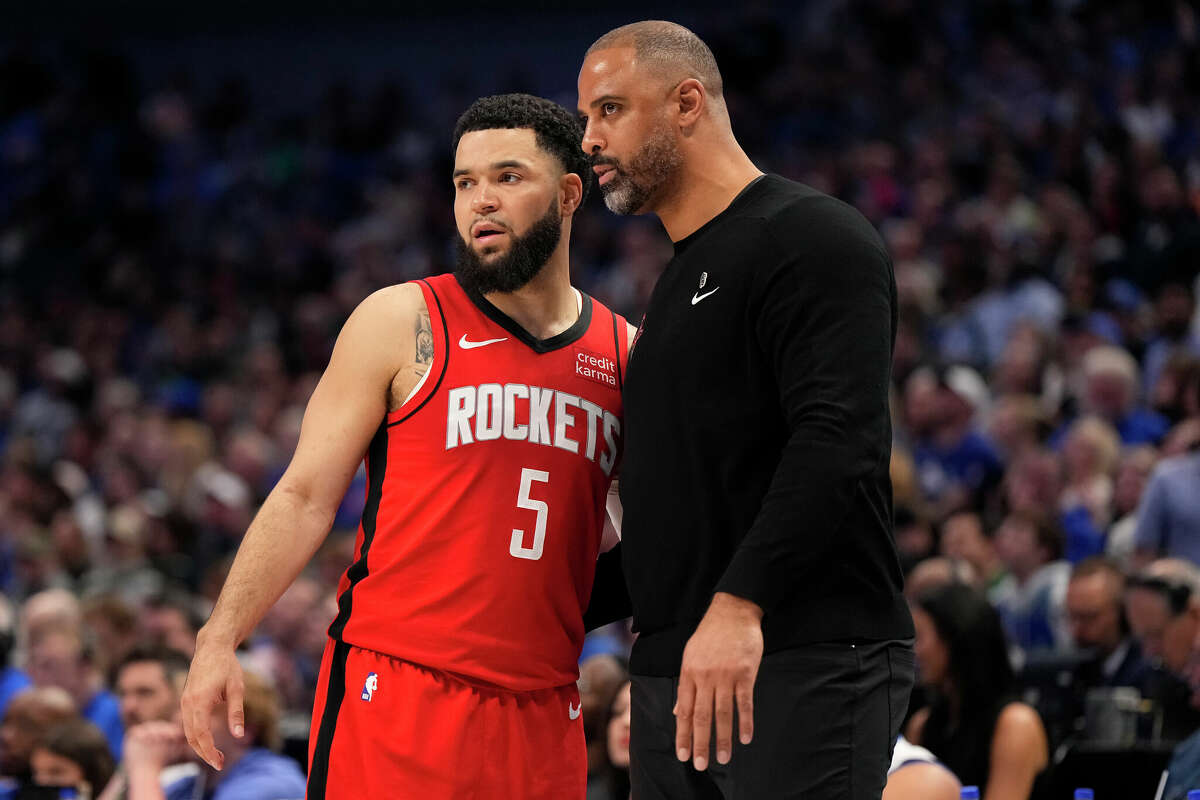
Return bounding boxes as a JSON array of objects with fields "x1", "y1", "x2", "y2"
[{"x1": 470, "y1": 216, "x2": 510, "y2": 233}]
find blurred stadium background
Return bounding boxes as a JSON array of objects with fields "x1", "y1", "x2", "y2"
[{"x1": 2, "y1": 1, "x2": 1199, "y2": 798}]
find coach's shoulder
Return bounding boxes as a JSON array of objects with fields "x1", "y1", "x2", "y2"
[
  {"x1": 758, "y1": 196, "x2": 890, "y2": 294},
  {"x1": 767, "y1": 190, "x2": 887, "y2": 258}
]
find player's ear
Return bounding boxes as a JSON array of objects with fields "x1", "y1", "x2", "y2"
[
  {"x1": 560, "y1": 171, "x2": 584, "y2": 217},
  {"x1": 676, "y1": 79, "x2": 705, "y2": 128}
]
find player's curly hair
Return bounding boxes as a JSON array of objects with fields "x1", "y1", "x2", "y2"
[{"x1": 452, "y1": 94, "x2": 592, "y2": 211}]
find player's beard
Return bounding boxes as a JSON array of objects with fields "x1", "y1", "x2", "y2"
[
  {"x1": 455, "y1": 199, "x2": 562, "y2": 295},
  {"x1": 593, "y1": 122, "x2": 683, "y2": 216}
]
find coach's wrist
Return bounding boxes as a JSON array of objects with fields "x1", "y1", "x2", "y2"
[{"x1": 710, "y1": 592, "x2": 763, "y2": 623}]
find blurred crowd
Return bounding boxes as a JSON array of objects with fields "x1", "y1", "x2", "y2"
[{"x1": 1, "y1": 0, "x2": 1200, "y2": 797}]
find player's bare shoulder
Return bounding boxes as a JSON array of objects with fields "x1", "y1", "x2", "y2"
[
  {"x1": 335, "y1": 283, "x2": 433, "y2": 412},
  {"x1": 382, "y1": 283, "x2": 434, "y2": 412}
]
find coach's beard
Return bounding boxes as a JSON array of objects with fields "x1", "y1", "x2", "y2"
[
  {"x1": 594, "y1": 127, "x2": 682, "y2": 216},
  {"x1": 455, "y1": 200, "x2": 562, "y2": 295}
]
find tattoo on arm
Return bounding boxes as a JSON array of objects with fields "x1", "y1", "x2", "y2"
[{"x1": 415, "y1": 310, "x2": 434, "y2": 367}]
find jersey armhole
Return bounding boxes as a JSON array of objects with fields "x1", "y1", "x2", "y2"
[{"x1": 386, "y1": 278, "x2": 449, "y2": 426}]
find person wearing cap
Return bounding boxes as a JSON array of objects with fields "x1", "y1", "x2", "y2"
[{"x1": 909, "y1": 364, "x2": 1004, "y2": 516}]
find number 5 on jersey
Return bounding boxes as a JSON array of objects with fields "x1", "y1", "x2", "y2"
[{"x1": 511, "y1": 468, "x2": 549, "y2": 560}]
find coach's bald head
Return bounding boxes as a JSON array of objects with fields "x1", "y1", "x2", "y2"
[{"x1": 586, "y1": 21, "x2": 725, "y2": 109}]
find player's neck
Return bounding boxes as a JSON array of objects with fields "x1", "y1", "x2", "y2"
[
  {"x1": 654, "y1": 141, "x2": 762, "y2": 242},
  {"x1": 483, "y1": 248, "x2": 578, "y2": 340}
]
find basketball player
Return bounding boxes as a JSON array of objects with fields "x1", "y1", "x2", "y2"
[
  {"x1": 578, "y1": 22, "x2": 915, "y2": 799},
  {"x1": 180, "y1": 94, "x2": 633, "y2": 799}
]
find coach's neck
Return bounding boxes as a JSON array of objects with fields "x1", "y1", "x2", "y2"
[{"x1": 654, "y1": 129, "x2": 762, "y2": 243}]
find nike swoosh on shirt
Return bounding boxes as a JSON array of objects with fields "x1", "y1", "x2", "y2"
[
  {"x1": 568, "y1": 701, "x2": 582, "y2": 720},
  {"x1": 458, "y1": 335, "x2": 508, "y2": 349},
  {"x1": 691, "y1": 287, "x2": 720, "y2": 305}
]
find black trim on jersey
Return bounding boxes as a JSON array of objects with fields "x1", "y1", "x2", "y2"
[
  {"x1": 610, "y1": 309, "x2": 623, "y2": 392},
  {"x1": 327, "y1": 423, "x2": 388, "y2": 642},
  {"x1": 309, "y1": 399, "x2": 388, "y2": 796},
  {"x1": 305, "y1": 638, "x2": 350, "y2": 800},
  {"x1": 455, "y1": 273, "x2": 594, "y2": 354},
  {"x1": 388, "y1": 278, "x2": 450, "y2": 427}
]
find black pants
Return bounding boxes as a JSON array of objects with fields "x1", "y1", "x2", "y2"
[{"x1": 630, "y1": 639, "x2": 915, "y2": 800}]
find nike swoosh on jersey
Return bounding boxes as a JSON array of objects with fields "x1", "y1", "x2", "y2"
[
  {"x1": 459, "y1": 334, "x2": 509, "y2": 349},
  {"x1": 568, "y1": 701, "x2": 582, "y2": 720},
  {"x1": 691, "y1": 287, "x2": 720, "y2": 305}
]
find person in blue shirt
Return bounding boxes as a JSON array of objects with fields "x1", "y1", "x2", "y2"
[
  {"x1": 124, "y1": 668, "x2": 305, "y2": 800},
  {"x1": 0, "y1": 596, "x2": 31, "y2": 721},
  {"x1": 909, "y1": 365, "x2": 1004, "y2": 514},
  {"x1": 26, "y1": 627, "x2": 123, "y2": 760},
  {"x1": 1052, "y1": 345, "x2": 1170, "y2": 448}
]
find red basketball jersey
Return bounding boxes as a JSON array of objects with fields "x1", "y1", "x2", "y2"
[{"x1": 327, "y1": 273, "x2": 627, "y2": 691}]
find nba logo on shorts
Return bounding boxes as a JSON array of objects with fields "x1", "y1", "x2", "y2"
[{"x1": 361, "y1": 672, "x2": 378, "y2": 702}]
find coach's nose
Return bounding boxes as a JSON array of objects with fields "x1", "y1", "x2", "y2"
[{"x1": 581, "y1": 120, "x2": 605, "y2": 155}]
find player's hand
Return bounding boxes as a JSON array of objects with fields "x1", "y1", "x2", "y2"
[
  {"x1": 124, "y1": 720, "x2": 189, "y2": 774},
  {"x1": 675, "y1": 592, "x2": 763, "y2": 770},
  {"x1": 180, "y1": 633, "x2": 245, "y2": 771}
]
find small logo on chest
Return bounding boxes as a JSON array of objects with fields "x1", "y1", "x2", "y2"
[
  {"x1": 574, "y1": 347, "x2": 618, "y2": 388},
  {"x1": 692, "y1": 272, "x2": 719, "y2": 305}
]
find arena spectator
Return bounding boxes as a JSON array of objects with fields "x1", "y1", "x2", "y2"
[
  {"x1": 1066, "y1": 558, "x2": 1149, "y2": 690},
  {"x1": 140, "y1": 594, "x2": 203, "y2": 659},
  {"x1": 1132, "y1": 441, "x2": 1200, "y2": 565},
  {"x1": 26, "y1": 626, "x2": 123, "y2": 759},
  {"x1": 909, "y1": 365, "x2": 1004, "y2": 513},
  {"x1": 30, "y1": 718, "x2": 116, "y2": 798},
  {"x1": 991, "y1": 511, "x2": 1072, "y2": 654},
  {"x1": 907, "y1": 583, "x2": 1049, "y2": 799},
  {"x1": 940, "y1": 512, "x2": 1006, "y2": 593},
  {"x1": 1136, "y1": 559, "x2": 1200, "y2": 800},
  {"x1": 1058, "y1": 416, "x2": 1120, "y2": 560},
  {"x1": 1068, "y1": 346, "x2": 1170, "y2": 447},
  {"x1": 586, "y1": 680, "x2": 630, "y2": 800},
  {"x1": 579, "y1": 653, "x2": 627, "y2": 794},
  {"x1": 150, "y1": 669, "x2": 304, "y2": 800},
  {"x1": 99, "y1": 646, "x2": 199, "y2": 800},
  {"x1": 0, "y1": 688, "x2": 77, "y2": 792},
  {"x1": 0, "y1": 599, "x2": 30, "y2": 721},
  {"x1": 1126, "y1": 560, "x2": 1200, "y2": 680},
  {"x1": 1106, "y1": 446, "x2": 1159, "y2": 568}
]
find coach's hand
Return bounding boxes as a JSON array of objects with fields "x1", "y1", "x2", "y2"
[
  {"x1": 180, "y1": 631, "x2": 245, "y2": 771},
  {"x1": 675, "y1": 592, "x2": 763, "y2": 770}
]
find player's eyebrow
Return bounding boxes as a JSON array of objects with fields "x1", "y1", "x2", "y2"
[{"x1": 452, "y1": 160, "x2": 528, "y2": 178}]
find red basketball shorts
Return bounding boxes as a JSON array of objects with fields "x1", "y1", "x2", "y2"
[{"x1": 305, "y1": 640, "x2": 586, "y2": 799}]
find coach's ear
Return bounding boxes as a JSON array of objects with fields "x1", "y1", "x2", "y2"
[
  {"x1": 561, "y1": 171, "x2": 584, "y2": 217},
  {"x1": 676, "y1": 78, "x2": 706, "y2": 129}
]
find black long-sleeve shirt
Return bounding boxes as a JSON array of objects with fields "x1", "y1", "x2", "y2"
[{"x1": 618, "y1": 174, "x2": 914, "y2": 676}]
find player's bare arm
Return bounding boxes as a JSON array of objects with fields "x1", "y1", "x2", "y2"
[{"x1": 181, "y1": 282, "x2": 429, "y2": 770}]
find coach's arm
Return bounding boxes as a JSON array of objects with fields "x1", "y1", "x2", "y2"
[{"x1": 180, "y1": 284, "x2": 423, "y2": 771}]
